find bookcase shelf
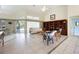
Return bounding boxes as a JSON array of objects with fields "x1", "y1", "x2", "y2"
[{"x1": 43, "y1": 19, "x2": 67, "y2": 35}]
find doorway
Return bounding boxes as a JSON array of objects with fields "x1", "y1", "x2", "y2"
[
  {"x1": 27, "y1": 21, "x2": 40, "y2": 35},
  {"x1": 71, "y1": 18, "x2": 79, "y2": 36},
  {"x1": 16, "y1": 20, "x2": 25, "y2": 33},
  {"x1": 73, "y1": 19, "x2": 79, "y2": 36}
]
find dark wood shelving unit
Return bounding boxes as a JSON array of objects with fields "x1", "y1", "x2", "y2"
[{"x1": 43, "y1": 19, "x2": 67, "y2": 35}]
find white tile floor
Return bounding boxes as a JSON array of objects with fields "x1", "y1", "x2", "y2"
[
  {"x1": 0, "y1": 33, "x2": 67, "y2": 54},
  {"x1": 51, "y1": 36, "x2": 79, "y2": 54}
]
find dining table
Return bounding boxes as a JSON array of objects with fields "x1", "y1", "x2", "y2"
[{"x1": 43, "y1": 30, "x2": 57, "y2": 45}]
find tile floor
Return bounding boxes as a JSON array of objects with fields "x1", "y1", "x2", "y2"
[
  {"x1": 51, "y1": 36, "x2": 79, "y2": 54},
  {"x1": 0, "y1": 33, "x2": 67, "y2": 54}
]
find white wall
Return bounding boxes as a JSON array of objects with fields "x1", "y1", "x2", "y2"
[
  {"x1": 45, "y1": 5, "x2": 68, "y2": 21},
  {"x1": 68, "y1": 5, "x2": 79, "y2": 17},
  {"x1": 0, "y1": 20, "x2": 16, "y2": 35},
  {"x1": 6, "y1": 20, "x2": 16, "y2": 35}
]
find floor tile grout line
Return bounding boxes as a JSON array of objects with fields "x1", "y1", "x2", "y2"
[{"x1": 48, "y1": 37, "x2": 68, "y2": 54}]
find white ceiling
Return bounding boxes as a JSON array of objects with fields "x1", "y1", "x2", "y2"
[{"x1": 0, "y1": 5, "x2": 64, "y2": 19}]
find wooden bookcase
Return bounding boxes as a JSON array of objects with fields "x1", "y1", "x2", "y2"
[{"x1": 43, "y1": 19, "x2": 67, "y2": 35}]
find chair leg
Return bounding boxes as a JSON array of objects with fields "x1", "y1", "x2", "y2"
[
  {"x1": 47, "y1": 39, "x2": 49, "y2": 45},
  {"x1": 51, "y1": 38, "x2": 54, "y2": 44},
  {"x1": 47, "y1": 36, "x2": 50, "y2": 45},
  {"x1": 2, "y1": 39, "x2": 4, "y2": 47},
  {"x1": 2, "y1": 35, "x2": 4, "y2": 47},
  {"x1": 43, "y1": 37, "x2": 45, "y2": 42}
]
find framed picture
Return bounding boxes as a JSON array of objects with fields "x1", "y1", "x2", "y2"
[{"x1": 50, "y1": 14, "x2": 55, "y2": 20}]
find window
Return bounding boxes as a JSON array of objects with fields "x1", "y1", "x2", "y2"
[
  {"x1": 75, "y1": 22, "x2": 79, "y2": 26},
  {"x1": 27, "y1": 16, "x2": 39, "y2": 20},
  {"x1": 27, "y1": 21, "x2": 40, "y2": 34}
]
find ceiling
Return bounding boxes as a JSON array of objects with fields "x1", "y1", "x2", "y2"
[{"x1": 0, "y1": 5, "x2": 64, "y2": 19}]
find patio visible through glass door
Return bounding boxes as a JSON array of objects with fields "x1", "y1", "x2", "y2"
[{"x1": 27, "y1": 21, "x2": 40, "y2": 35}]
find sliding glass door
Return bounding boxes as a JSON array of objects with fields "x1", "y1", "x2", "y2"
[
  {"x1": 72, "y1": 18, "x2": 79, "y2": 36},
  {"x1": 16, "y1": 20, "x2": 25, "y2": 33},
  {"x1": 27, "y1": 21, "x2": 40, "y2": 35}
]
